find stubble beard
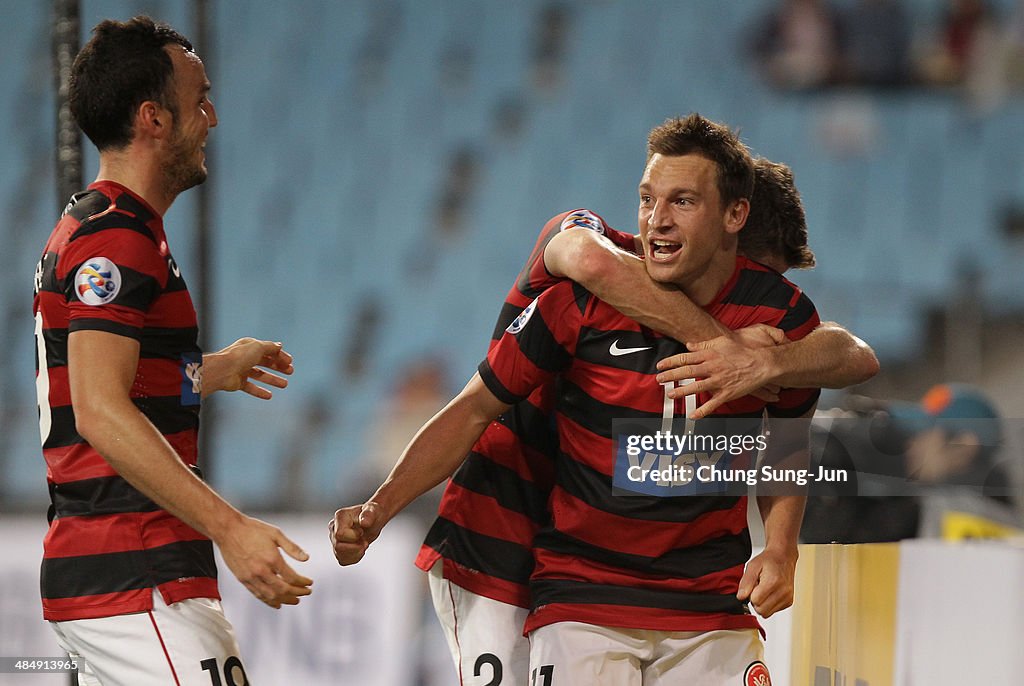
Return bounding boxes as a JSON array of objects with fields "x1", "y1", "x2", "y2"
[{"x1": 163, "y1": 128, "x2": 207, "y2": 196}]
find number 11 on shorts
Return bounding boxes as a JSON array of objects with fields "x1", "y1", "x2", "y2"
[{"x1": 531, "y1": 665, "x2": 553, "y2": 686}]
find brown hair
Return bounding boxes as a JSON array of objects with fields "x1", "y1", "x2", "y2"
[
  {"x1": 741, "y1": 158, "x2": 816, "y2": 270},
  {"x1": 70, "y1": 16, "x2": 193, "y2": 151},
  {"x1": 646, "y1": 113, "x2": 755, "y2": 208}
]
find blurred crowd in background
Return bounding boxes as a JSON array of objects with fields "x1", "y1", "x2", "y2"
[
  {"x1": 0, "y1": 0, "x2": 1022, "y2": 547},
  {"x1": 750, "y1": 0, "x2": 1024, "y2": 112}
]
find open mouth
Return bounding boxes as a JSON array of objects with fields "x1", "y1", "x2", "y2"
[{"x1": 649, "y1": 239, "x2": 682, "y2": 261}]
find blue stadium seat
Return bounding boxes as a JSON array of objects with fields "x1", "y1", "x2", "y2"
[{"x1": 4, "y1": 0, "x2": 1024, "y2": 507}]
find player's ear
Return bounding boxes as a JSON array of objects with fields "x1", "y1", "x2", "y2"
[
  {"x1": 135, "y1": 100, "x2": 172, "y2": 141},
  {"x1": 724, "y1": 198, "x2": 749, "y2": 235}
]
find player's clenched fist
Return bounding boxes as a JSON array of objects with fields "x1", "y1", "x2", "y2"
[{"x1": 329, "y1": 502, "x2": 385, "y2": 565}]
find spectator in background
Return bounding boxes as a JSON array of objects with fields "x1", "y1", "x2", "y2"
[
  {"x1": 918, "y1": 0, "x2": 998, "y2": 87},
  {"x1": 749, "y1": 0, "x2": 843, "y2": 90},
  {"x1": 533, "y1": 2, "x2": 570, "y2": 92},
  {"x1": 1003, "y1": 0, "x2": 1024, "y2": 91},
  {"x1": 838, "y1": 0, "x2": 913, "y2": 87},
  {"x1": 802, "y1": 383, "x2": 1016, "y2": 543},
  {"x1": 894, "y1": 383, "x2": 1009, "y2": 502}
]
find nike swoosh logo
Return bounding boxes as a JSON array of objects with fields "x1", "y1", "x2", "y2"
[{"x1": 609, "y1": 339, "x2": 652, "y2": 356}]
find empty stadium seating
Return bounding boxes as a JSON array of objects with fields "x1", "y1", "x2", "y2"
[{"x1": 2, "y1": 0, "x2": 1023, "y2": 507}]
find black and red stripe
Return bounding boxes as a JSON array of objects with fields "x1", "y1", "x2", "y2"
[
  {"x1": 479, "y1": 256, "x2": 818, "y2": 633},
  {"x1": 34, "y1": 180, "x2": 213, "y2": 621},
  {"x1": 416, "y1": 210, "x2": 635, "y2": 607}
]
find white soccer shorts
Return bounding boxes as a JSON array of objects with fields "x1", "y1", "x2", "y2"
[
  {"x1": 428, "y1": 562, "x2": 531, "y2": 685},
  {"x1": 50, "y1": 589, "x2": 249, "y2": 686},
  {"x1": 529, "y1": 621, "x2": 769, "y2": 686}
]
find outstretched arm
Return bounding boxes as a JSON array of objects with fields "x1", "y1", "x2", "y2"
[
  {"x1": 330, "y1": 372, "x2": 510, "y2": 565},
  {"x1": 70, "y1": 330, "x2": 312, "y2": 608},
  {"x1": 544, "y1": 228, "x2": 728, "y2": 342}
]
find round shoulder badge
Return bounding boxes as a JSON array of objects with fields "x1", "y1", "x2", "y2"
[
  {"x1": 74, "y1": 257, "x2": 122, "y2": 306},
  {"x1": 743, "y1": 661, "x2": 772, "y2": 686},
  {"x1": 506, "y1": 299, "x2": 538, "y2": 335},
  {"x1": 559, "y1": 208, "x2": 605, "y2": 234}
]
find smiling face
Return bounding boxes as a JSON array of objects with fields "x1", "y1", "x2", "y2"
[
  {"x1": 162, "y1": 45, "x2": 217, "y2": 195},
  {"x1": 637, "y1": 153, "x2": 748, "y2": 303}
]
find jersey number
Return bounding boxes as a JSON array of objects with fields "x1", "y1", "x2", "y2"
[
  {"x1": 200, "y1": 657, "x2": 248, "y2": 686},
  {"x1": 531, "y1": 665, "x2": 554, "y2": 686},
  {"x1": 661, "y1": 378, "x2": 696, "y2": 430},
  {"x1": 474, "y1": 653, "x2": 503, "y2": 686},
  {"x1": 34, "y1": 312, "x2": 52, "y2": 445}
]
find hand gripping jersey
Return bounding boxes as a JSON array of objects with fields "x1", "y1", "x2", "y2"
[
  {"x1": 33, "y1": 181, "x2": 216, "y2": 621},
  {"x1": 415, "y1": 209, "x2": 636, "y2": 608},
  {"x1": 478, "y1": 257, "x2": 820, "y2": 634}
]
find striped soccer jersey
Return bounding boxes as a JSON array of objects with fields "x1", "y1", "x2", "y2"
[
  {"x1": 415, "y1": 209, "x2": 636, "y2": 608},
  {"x1": 478, "y1": 256, "x2": 820, "y2": 634},
  {"x1": 33, "y1": 181, "x2": 216, "y2": 621}
]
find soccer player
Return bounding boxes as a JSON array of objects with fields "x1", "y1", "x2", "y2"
[
  {"x1": 406, "y1": 196, "x2": 867, "y2": 683},
  {"x1": 332, "y1": 116, "x2": 861, "y2": 684},
  {"x1": 33, "y1": 17, "x2": 312, "y2": 684}
]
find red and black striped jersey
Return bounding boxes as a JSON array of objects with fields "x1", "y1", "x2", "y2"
[
  {"x1": 415, "y1": 209, "x2": 636, "y2": 607},
  {"x1": 478, "y1": 256, "x2": 820, "y2": 633},
  {"x1": 33, "y1": 181, "x2": 215, "y2": 621}
]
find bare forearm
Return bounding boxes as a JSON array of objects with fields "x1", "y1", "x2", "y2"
[
  {"x1": 764, "y1": 322, "x2": 879, "y2": 389},
  {"x1": 593, "y1": 256, "x2": 726, "y2": 341},
  {"x1": 545, "y1": 229, "x2": 727, "y2": 341},
  {"x1": 78, "y1": 403, "x2": 243, "y2": 539},
  {"x1": 756, "y1": 493, "x2": 806, "y2": 553},
  {"x1": 370, "y1": 374, "x2": 509, "y2": 524},
  {"x1": 756, "y1": 409, "x2": 814, "y2": 551}
]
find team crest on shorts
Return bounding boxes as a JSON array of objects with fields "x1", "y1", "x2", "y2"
[
  {"x1": 74, "y1": 257, "x2": 121, "y2": 306},
  {"x1": 560, "y1": 208, "x2": 605, "y2": 234},
  {"x1": 743, "y1": 661, "x2": 771, "y2": 686},
  {"x1": 506, "y1": 299, "x2": 538, "y2": 335}
]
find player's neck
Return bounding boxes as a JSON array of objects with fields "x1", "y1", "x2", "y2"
[
  {"x1": 679, "y1": 250, "x2": 738, "y2": 307},
  {"x1": 95, "y1": 149, "x2": 177, "y2": 217}
]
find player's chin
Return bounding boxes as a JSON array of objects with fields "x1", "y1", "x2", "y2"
[{"x1": 643, "y1": 261, "x2": 680, "y2": 284}]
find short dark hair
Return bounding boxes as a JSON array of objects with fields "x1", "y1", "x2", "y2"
[
  {"x1": 69, "y1": 16, "x2": 193, "y2": 151},
  {"x1": 646, "y1": 113, "x2": 755, "y2": 208},
  {"x1": 741, "y1": 158, "x2": 816, "y2": 269}
]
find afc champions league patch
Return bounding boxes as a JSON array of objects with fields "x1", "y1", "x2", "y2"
[
  {"x1": 559, "y1": 208, "x2": 605, "y2": 234},
  {"x1": 73, "y1": 257, "x2": 121, "y2": 306},
  {"x1": 181, "y1": 352, "x2": 202, "y2": 406},
  {"x1": 506, "y1": 299, "x2": 538, "y2": 335},
  {"x1": 743, "y1": 661, "x2": 771, "y2": 686}
]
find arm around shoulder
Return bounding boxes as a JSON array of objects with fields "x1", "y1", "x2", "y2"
[
  {"x1": 765, "y1": 321, "x2": 879, "y2": 389},
  {"x1": 543, "y1": 228, "x2": 726, "y2": 342}
]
